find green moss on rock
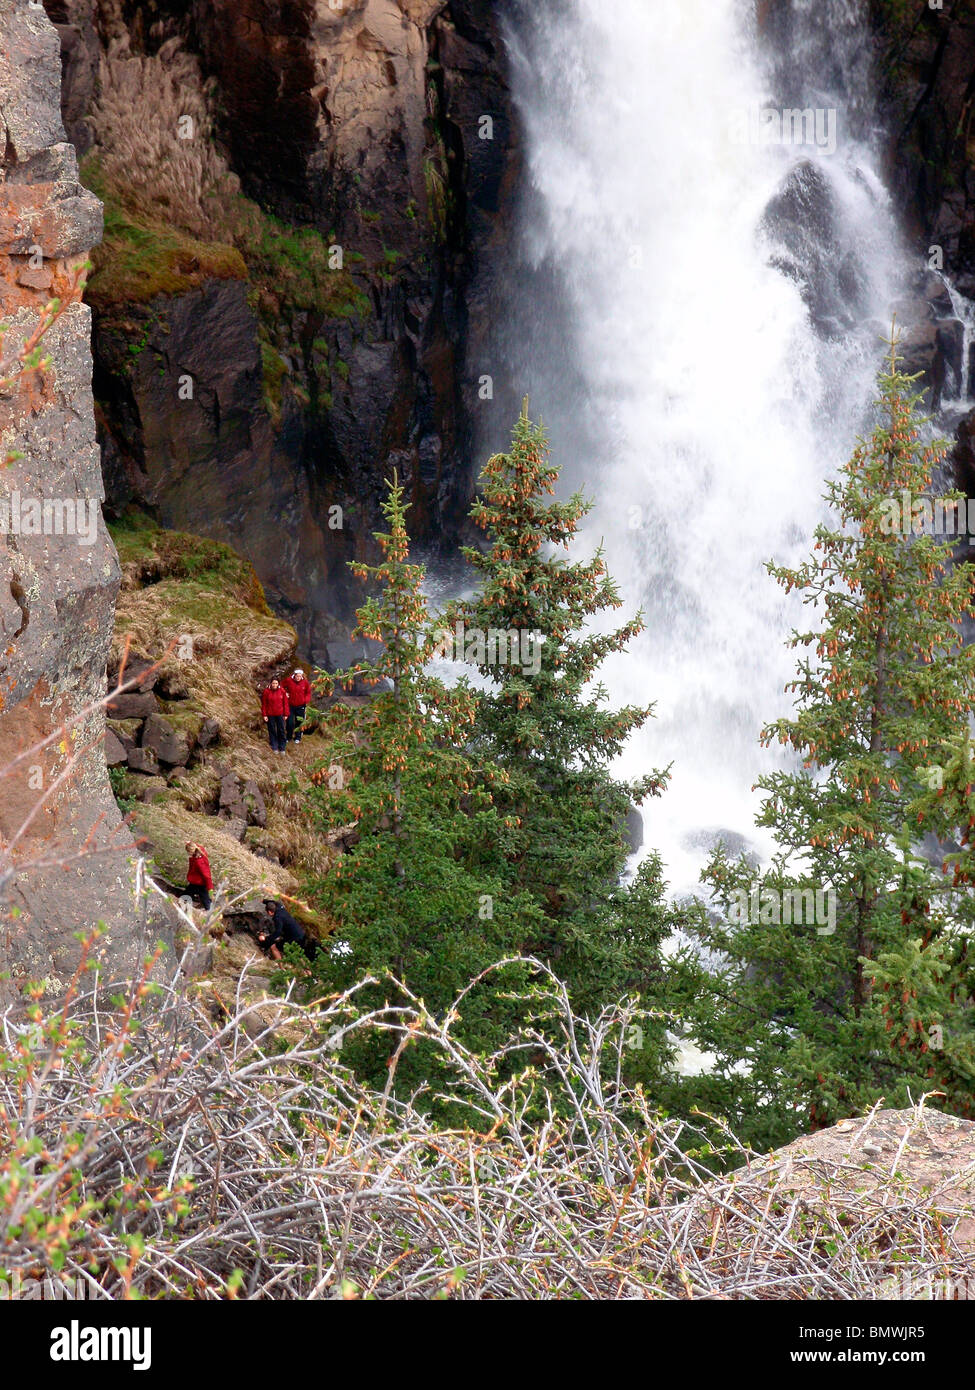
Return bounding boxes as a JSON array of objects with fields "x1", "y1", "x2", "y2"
[
  {"x1": 83, "y1": 158, "x2": 247, "y2": 308},
  {"x1": 109, "y1": 513, "x2": 272, "y2": 615}
]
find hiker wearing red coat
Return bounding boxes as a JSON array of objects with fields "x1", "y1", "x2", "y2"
[
  {"x1": 284, "y1": 668, "x2": 312, "y2": 744},
  {"x1": 262, "y1": 678, "x2": 290, "y2": 753},
  {"x1": 185, "y1": 841, "x2": 213, "y2": 911}
]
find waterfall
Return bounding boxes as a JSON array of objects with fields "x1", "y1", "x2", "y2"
[{"x1": 503, "y1": 0, "x2": 913, "y2": 893}]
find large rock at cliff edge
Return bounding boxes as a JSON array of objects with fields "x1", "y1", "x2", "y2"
[{"x1": 0, "y1": 0, "x2": 174, "y2": 1004}]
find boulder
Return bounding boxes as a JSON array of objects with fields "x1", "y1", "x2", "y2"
[
  {"x1": 918, "y1": 269, "x2": 954, "y2": 319},
  {"x1": 165, "y1": 766, "x2": 220, "y2": 813},
  {"x1": 109, "y1": 655, "x2": 157, "y2": 694},
  {"x1": 106, "y1": 691, "x2": 158, "y2": 719},
  {"x1": 219, "y1": 771, "x2": 248, "y2": 821},
  {"x1": 198, "y1": 716, "x2": 221, "y2": 749},
  {"x1": 243, "y1": 827, "x2": 283, "y2": 862},
  {"x1": 104, "y1": 728, "x2": 127, "y2": 767},
  {"x1": 897, "y1": 314, "x2": 965, "y2": 409},
  {"x1": 127, "y1": 745, "x2": 160, "y2": 776},
  {"x1": 180, "y1": 940, "x2": 214, "y2": 977},
  {"x1": 325, "y1": 823, "x2": 360, "y2": 852},
  {"x1": 134, "y1": 776, "x2": 170, "y2": 805},
  {"x1": 142, "y1": 712, "x2": 193, "y2": 767},
  {"x1": 746, "y1": 1107, "x2": 975, "y2": 1256},
  {"x1": 222, "y1": 900, "x2": 271, "y2": 939},
  {"x1": 107, "y1": 716, "x2": 142, "y2": 752},
  {"x1": 221, "y1": 816, "x2": 248, "y2": 843},
  {"x1": 762, "y1": 162, "x2": 848, "y2": 333},
  {"x1": 937, "y1": 318, "x2": 965, "y2": 398},
  {"x1": 241, "y1": 779, "x2": 267, "y2": 828},
  {"x1": 111, "y1": 769, "x2": 168, "y2": 805}
]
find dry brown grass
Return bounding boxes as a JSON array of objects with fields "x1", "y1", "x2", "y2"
[
  {"x1": 112, "y1": 571, "x2": 303, "y2": 802},
  {"x1": 132, "y1": 802, "x2": 296, "y2": 901},
  {"x1": 264, "y1": 780, "x2": 335, "y2": 877},
  {"x1": 113, "y1": 581, "x2": 295, "y2": 694},
  {"x1": 110, "y1": 522, "x2": 340, "y2": 925},
  {"x1": 90, "y1": 38, "x2": 238, "y2": 239},
  {"x1": 165, "y1": 763, "x2": 221, "y2": 814}
]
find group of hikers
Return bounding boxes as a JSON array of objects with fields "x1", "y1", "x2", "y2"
[
  {"x1": 177, "y1": 665, "x2": 320, "y2": 956},
  {"x1": 261, "y1": 668, "x2": 312, "y2": 753},
  {"x1": 183, "y1": 842, "x2": 319, "y2": 960}
]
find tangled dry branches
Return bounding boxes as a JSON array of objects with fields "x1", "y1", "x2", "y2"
[{"x1": 1, "y1": 954, "x2": 973, "y2": 1300}]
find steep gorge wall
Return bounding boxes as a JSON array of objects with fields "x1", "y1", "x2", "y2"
[
  {"x1": 867, "y1": 0, "x2": 975, "y2": 509},
  {"x1": 0, "y1": 0, "x2": 168, "y2": 1000},
  {"x1": 44, "y1": 0, "x2": 519, "y2": 665},
  {"x1": 870, "y1": 0, "x2": 975, "y2": 297}
]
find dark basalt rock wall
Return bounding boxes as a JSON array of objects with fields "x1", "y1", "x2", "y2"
[
  {"x1": 43, "y1": 0, "x2": 520, "y2": 665},
  {"x1": 867, "y1": 1, "x2": 975, "y2": 488},
  {"x1": 95, "y1": 278, "x2": 360, "y2": 661},
  {"x1": 871, "y1": 0, "x2": 975, "y2": 296}
]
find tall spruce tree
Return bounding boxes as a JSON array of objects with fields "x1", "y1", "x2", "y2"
[
  {"x1": 673, "y1": 339, "x2": 975, "y2": 1147},
  {"x1": 308, "y1": 476, "x2": 542, "y2": 1090},
  {"x1": 448, "y1": 405, "x2": 677, "y2": 1039}
]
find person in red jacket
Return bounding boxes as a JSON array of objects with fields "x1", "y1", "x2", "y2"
[
  {"x1": 284, "y1": 667, "x2": 312, "y2": 744},
  {"x1": 261, "y1": 677, "x2": 290, "y2": 753},
  {"x1": 184, "y1": 841, "x2": 213, "y2": 910}
]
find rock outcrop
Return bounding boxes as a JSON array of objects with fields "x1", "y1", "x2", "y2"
[
  {"x1": 683, "y1": 1104, "x2": 975, "y2": 1299},
  {"x1": 749, "y1": 1106, "x2": 975, "y2": 1259},
  {"x1": 0, "y1": 0, "x2": 171, "y2": 1001},
  {"x1": 93, "y1": 277, "x2": 362, "y2": 663}
]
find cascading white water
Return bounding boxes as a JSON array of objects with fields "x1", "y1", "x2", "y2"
[{"x1": 505, "y1": 0, "x2": 911, "y2": 893}]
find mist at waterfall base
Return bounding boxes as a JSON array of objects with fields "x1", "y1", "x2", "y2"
[{"x1": 483, "y1": 0, "x2": 917, "y2": 901}]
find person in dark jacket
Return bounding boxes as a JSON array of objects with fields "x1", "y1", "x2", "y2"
[
  {"x1": 184, "y1": 841, "x2": 213, "y2": 910},
  {"x1": 257, "y1": 898, "x2": 319, "y2": 961},
  {"x1": 261, "y1": 678, "x2": 290, "y2": 753},
  {"x1": 284, "y1": 668, "x2": 312, "y2": 744}
]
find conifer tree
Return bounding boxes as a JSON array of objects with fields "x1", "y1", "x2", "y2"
[
  {"x1": 890, "y1": 733, "x2": 975, "y2": 1108},
  {"x1": 308, "y1": 475, "x2": 542, "y2": 1089},
  {"x1": 448, "y1": 405, "x2": 675, "y2": 1034},
  {"x1": 674, "y1": 339, "x2": 975, "y2": 1146}
]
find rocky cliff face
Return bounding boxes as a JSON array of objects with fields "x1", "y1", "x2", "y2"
[
  {"x1": 0, "y1": 0, "x2": 169, "y2": 1001},
  {"x1": 867, "y1": 1, "x2": 975, "y2": 495},
  {"x1": 872, "y1": 0, "x2": 975, "y2": 298},
  {"x1": 43, "y1": 0, "x2": 519, "y2": 666}
]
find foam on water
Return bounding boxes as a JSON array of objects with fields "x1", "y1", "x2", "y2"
[{"x1": 503, "y1": 0, "x2": 910, "y2": 894}]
